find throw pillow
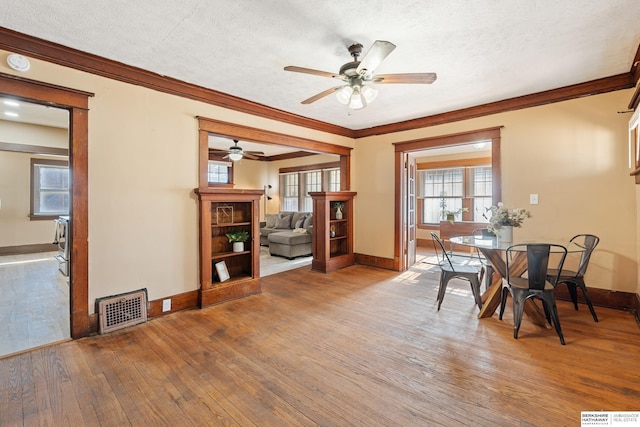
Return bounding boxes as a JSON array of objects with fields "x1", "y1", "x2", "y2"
[
  {"x1": 303, "y1": 213, "x2": 313, "y2": 228},
  {"x1": 275, "y1": 214, "x2": 292, "y2": 229},
  {"x1": 265, "y1": 213, "x2": 277, "y2": 228},
  {"x1": 294, "y1": 214, "x2": 307, "y2": 229}
]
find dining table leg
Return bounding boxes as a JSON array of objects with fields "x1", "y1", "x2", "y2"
[{"x1": 476, "y1": 247, "x2": 551, "y2": 329}]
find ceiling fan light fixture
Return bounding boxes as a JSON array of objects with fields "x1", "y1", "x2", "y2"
[
  {"x1": 228, "y1": 152, "x2": 243, "y2": 161},
  {"x1": 348, "y1": 86, "x2": 365, "y2": 110},
  {"x1": 336, "y1": 85, "x2": 353, "y2": 104},
  {"x1": 361, "y1": 85, "x2": 378, "y2": 103}
]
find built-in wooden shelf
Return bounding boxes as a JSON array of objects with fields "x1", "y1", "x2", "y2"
[{"x1": 195, "y1": 188, "x2": 263, "y2": 307}]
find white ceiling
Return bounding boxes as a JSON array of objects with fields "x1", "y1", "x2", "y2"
[{"x1": 2, "y1": 1, "x2": 639, "y2": 132}]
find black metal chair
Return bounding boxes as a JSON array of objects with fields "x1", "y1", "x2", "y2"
[
  {"x1": 471, "y1": 228, "x2": 495, "y2": 290},
  {"x1": 546, "y1": 234, "x2": 600, "y2": 322},
  {"x1": 499, "y1": 243, "x2": 568, "y2": 345},
  {"x1": 430, "y1": 232, "x2": 483, "y2": 311}
]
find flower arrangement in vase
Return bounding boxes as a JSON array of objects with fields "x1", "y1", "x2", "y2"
[
  {"x1": 333, "y1": 202, "x2": 344, "y2": 220},
  {"x1": 485, "y1": 202, "x2": 531, "y2": 242}
]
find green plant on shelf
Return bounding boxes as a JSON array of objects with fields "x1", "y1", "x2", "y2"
[{"x1": 225, "y1": 230, "x2": 250, "y2": 242}]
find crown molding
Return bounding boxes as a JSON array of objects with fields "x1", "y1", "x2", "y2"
[
  {"x1": 1, "y1": 26, "x2": 637, "y2": 139},
  {"x1": 0, "y1": 26, "x2": 355, "y2": 138}
]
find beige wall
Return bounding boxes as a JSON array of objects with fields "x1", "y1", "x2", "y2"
[
  {"x1": 0, "y1": 121, "x2": 69, "y2": 247},
  {"x1": 0, "y1": 50, "x2": 352, "y2": 311},
  {"x1": 1, "y1": 48, "x2": 637, "y2": 308},
  {"x1": 353, "y1": 90, "x2": 638, "y2": 293}
]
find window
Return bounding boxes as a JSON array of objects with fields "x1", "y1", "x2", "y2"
[
  {"x1": 31, "y1": 158, "x2": 69, "y2": 218},
  {"x1": 281, "y1": 173, "x2": 299, "y2": 211},
  {"x1": 208, "y1": 160, "x2": 232, "y2": 185},
  {"x1": 468, "y1": 166, "x2": 492, "y2": 221},
  {"x1": 279, "y1": 163, "x2": 340, "y2": 211},
  {"x1": 326, "y1": 168, "x2": 341, "y2": 192},
  {"x1": 302, "y1": 170, "x2": 322, "y2": 211},
  {"x1": 418, "y1": 164, "x2": 492, "y2": 224}
]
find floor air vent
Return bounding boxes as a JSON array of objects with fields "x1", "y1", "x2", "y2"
[{"x1": 97, "y1": 289, "x2": 148, "y2": 334}]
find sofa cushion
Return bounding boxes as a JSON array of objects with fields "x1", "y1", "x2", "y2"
[
  {"x1": 290, "y1": 212, "x2": 308, "y2": 230},
  {"x1": 265, "y1": 213, "x2": 278, "y2": 228},
  {"x1": 275, "y1": 214, "x2": 292, "y2": 229},
  {"x1": 303, "y1": 213, "x2": 313, "y2": 228},
  {"x1": 293, "y1": 214, "x2": 307, "y2": 229},
  {"x1": 268, "y1": 230, "x2": 312, "y2": 245}
]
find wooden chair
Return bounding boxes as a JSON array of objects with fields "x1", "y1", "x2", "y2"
[
  {"x1": 430, "y1": 232, "x2": 483, "y2": 311},
  {"x1": 499, "y1": 243, "x2": 568, "y2": 345},
  {"x1": 546, "y1": 234, "x2": 600, "y2": 322}
]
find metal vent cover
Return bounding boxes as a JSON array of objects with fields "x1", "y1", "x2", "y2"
[{"x1": 97, "y1": 289, "x2": 148, "y2": 334}]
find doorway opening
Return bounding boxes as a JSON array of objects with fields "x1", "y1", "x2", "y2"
[
  {"x1": 0, "y1": 98, "x2": 71, "y2": 356},
  {"x1": 0, "y1": 73, "x2": 93, "y2": 342},
  {"x1": 394, "y1": 127, "x2": 502, "y2": 271}
]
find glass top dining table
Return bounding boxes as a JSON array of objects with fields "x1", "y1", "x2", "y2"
[
  {"x1": 449, "y1": 235, "x2": 587, "y2": 252},
  {"x1": 448, "y1": 235, "x2": 586, "y2": 326}
]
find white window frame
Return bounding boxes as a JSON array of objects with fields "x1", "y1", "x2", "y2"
[{"x1": 30, "y1": 158, "x2": 70, "y2": 219}]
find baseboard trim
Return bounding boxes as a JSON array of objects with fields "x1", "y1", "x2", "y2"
[
  {"x1": 148, "y1": 290, "x2": 199, "y2": 317},
  {"x1": 354, "y1": 253, "x2": 396, "y2": 270},
  {"x1": 0, "y1": 243, "x2": 57, "y2": 255}
]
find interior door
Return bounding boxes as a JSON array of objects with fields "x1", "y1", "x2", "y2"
[{"x1": 406, "y1": 155, "x2": 417, "y2": 267}]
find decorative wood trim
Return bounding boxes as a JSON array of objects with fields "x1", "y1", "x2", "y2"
[
  {"x1": 417, "y1": 156, "x2": 491, "y2": 169},
  {"x1": 394, "y1": 127, "x2": 503, "y2": 152},
  {"x1": 0, "y1": 243, "x2": 57, "y2": 255},
  {"x1": 198, "y1": 117, "x2": 352, "y2": 191},
  {"x1": 2, "y1": 28, "x2": 638, "y2": 139},
  {"x1": 0, "y1": 72, "x2": 92, "y2": 339},
  {"x1": 354, "y1": 253, "x2": 396, "y2": 270},
  {"x1": 394, "y1": 128, "x2": 502, "y2": 271},
  {"x1": 0, "y1": 141, "x2": 69, "y2": 156},
  {"x1": 553, "y1": 286, "x2": 637, "y2": 312},
  {"x1": 358, "y1": 74, "x2": 634, "y2": 137},
  {"x1": 147, "y1": 290, "x2": 199, "y2": 318},
  {"x1": 198, "y1": 117, "x2": 353, "y2": 156},
  {"x1": 635, "y1": 293, "x2": 640, "y2": 328},
  {"x1": 0, "y1": 27, "x2": 354, "y2": 138},
  {"x1": 263, "y1": 151, "x2": 317, "y2": 162},
  {"x1": 279, "y1": 161, "x2": 340, "y2": 174}
]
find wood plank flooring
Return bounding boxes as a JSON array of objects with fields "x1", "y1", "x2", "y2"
[{"x1": 1, "y1": 254, "x2": 639, "y2": 426}]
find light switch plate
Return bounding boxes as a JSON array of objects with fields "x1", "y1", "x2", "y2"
[{"x1": 530, "y1": 194, "x2": 539, "y2": 205}]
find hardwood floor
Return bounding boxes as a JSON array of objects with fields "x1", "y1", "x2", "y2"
[
  {"x1": 0, "y1": 252, "x2": 70, "y2": 358},
  {"x1": 1, "y1": 254, "x2": 639, "y2": 426}
]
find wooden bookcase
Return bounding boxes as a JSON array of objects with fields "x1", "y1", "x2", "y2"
[
  {"x1": 195, "y1": 188, "x2": 262, "y2": 307},
  {"x1": 309, "y1": 191, "x2": 357, "y2": 273}
]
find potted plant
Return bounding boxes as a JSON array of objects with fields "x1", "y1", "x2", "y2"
[
  {"x1": 225, "y1": 230, "x2": 250, "y2": 252},
  {"x1": 442, "y1": 207, "x2": 468, "y2": 224}
]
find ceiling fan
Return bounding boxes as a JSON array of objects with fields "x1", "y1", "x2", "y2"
[
  {"x1": 209, "y1": 140, "x2": 264, "y2": 161},
  {"x1": 284, "y1": 40, "x2": 437, "y2": 110}
]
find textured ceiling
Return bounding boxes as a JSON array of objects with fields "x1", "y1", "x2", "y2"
[{"x1": 1, "y1": 1, "x2": 640, "y2": 131}]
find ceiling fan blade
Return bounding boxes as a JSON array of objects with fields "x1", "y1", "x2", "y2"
[
  {"x1": 245, "y1": 151, "x2": 265, "y2": 156},
  {"x1": 356, "y1": 40, "x2": 396, "y2": 77},
  {"x1": 284, "y1": 66, "x2": 341, "y2": 79},
  {"x1": 371, "y1": 73, "x2": 438, "y2": 84},
  {"x1": 301, "y1": 86, "x2": 342, "y2": 104}
]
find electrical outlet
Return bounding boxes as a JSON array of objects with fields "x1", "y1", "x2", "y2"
[
  {"x1": 162, "y1": 298, "x2": 171, "y2": 312},
  {"x1": 529, "y1": 194, "x2": 539, "y2": 205}
]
